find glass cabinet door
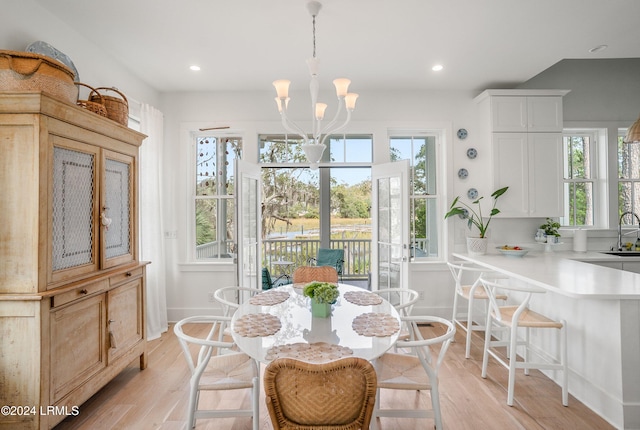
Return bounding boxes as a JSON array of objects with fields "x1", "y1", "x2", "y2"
[
  {"x1": 51, "y1": 138, "x2": 100, "y2": 283},
  {"x1": 101, "y1": 149, "x2": 135, "y2": 269}
]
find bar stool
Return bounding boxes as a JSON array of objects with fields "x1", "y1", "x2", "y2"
[
  {"x1": 479, "y1": 276, "x2": 568, "y2": 406},
  {"x1": 447, "y1": 261, "x2": 507, "y2": 358}
]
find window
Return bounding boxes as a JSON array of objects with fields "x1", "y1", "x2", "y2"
[
  {"x1": 562, "y1": 132, "x2": 596, "y2": 226},
  {"x1": 618, "y1": 130, "x2": 640, "y2": 226},
  {"x1": 259, "y1": 134, "x2": 372, "y2": 278},
  {"x1": 194, "y1": 136, "x2": 242, "y2": 260},
  {"x1": 389, "y1": 134, "x2": 440, "y2": 259}
]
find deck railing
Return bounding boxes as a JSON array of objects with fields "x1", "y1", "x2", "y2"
[
  {"x1": 263, "y1": 238, "x2": 371, "y2": 280},
  {"x1": 195, "y1": 237, "x2": 430, "y2": 278}
]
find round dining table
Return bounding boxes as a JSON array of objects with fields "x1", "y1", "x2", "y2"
[{"x1": 230, "y1": 283, "x2": 401, "y2": 364}]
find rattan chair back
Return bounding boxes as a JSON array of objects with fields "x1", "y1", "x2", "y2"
[
  {"x1": 264, "y1": 357, "x2": 377, "y2": 430},
  {"x1": 292, "y1": 266, "x2": 338, "y2": 284}
]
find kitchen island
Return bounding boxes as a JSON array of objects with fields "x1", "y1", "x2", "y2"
[{"x1": 453, "y1": 250, "x2": 640, "y2": 430}]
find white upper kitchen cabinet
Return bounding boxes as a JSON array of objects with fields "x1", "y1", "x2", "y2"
[
  {"x1": 490, "y1": 94, "x2": 565, "y2": 133},
  {"x1": 475, "y1": 89, "x2": 570, "y2": 218}
]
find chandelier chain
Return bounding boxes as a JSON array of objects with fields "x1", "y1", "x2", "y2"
[{"x1": 311, "y1": 14, "x2": 317, "y2": 58}]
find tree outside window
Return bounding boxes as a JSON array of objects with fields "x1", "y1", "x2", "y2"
[
  {"x1": 194, "y1": 136, "x2": 241, "y2": 259},
  {"x1": 562, "y1": 133, "x2": 594, "y2": 226},
  {"x1": 389, "y1": 135, "x2": 439, "y2": 258}
]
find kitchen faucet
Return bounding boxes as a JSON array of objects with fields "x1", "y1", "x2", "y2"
[{"x1": 617, "y1": 211, "x2": 640, "y2": 250}]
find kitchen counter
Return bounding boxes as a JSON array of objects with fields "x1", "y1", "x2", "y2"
[
  {"x1": 452, "y1": 250, "x2": 640, "y2": 429},
  {"x1": 452, "y1": 250, "x2": 640, "y2": 299}
]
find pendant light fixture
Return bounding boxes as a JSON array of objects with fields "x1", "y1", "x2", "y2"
[{"x1": 272, "y1": 1, "x2": 358, "y2": 169}]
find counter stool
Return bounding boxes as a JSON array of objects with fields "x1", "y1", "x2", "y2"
[
  {"x1": 447, "y1": 261, "x2": 507, "y2": 358},
  {"x1": 479, "y1": 276, "x2": 568, "y2": 406}
]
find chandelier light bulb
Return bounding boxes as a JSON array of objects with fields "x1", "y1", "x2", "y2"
[
  {"x1": 333, "y1": 78, "x2": 351, "y2": 98},
  {"x1": 345, "y1": 93, "x2": 359, "y2": 111},
  {"x1": 273, "y1": 80, "x2": 291, "y2": 99},
  {"x1": 315, "y1": 103, "x2": 328, "y2": 120}
]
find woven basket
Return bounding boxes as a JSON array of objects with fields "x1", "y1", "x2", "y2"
[
  {"x1": 89, "y1": 87, "x2": 128, "y2": 126},
  {"x1": 0, "y1": 49, "x2": 77, "y2": 103},
  {"x1": 75, "y1": 82, "x2": 108, "y2": 118}
]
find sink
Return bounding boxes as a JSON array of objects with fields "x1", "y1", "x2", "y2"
[{"x1": 601, "y1": 251, "x2": 640, "y2": 256}]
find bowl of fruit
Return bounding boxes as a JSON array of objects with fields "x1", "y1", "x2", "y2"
[{"x1": 496, "y1": 245, "x2": 529, "y2": 258}]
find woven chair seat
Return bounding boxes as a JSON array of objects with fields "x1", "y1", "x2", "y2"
[
  {"x1": 494, "y1": 306, "x2": 564, "y2": 329},
  {"x1": 460, "y1": 284, "x2": 507, "y2": 301},
  {"x1": 199, "y1": 352, "x2": 257, "y2": 390},
  {"x1": 374, "y1": 352, "x2": 431, "y2": 390}
]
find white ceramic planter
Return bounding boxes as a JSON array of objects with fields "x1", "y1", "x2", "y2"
[{"x1": 466, "y1": 237, "x2": 488, "y2": 255}]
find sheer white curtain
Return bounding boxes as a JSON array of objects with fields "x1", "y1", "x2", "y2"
[{"x1": 139, "y1": 104, "x2": 168, "y2": 340}]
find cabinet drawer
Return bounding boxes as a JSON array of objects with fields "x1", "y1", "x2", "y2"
[
  {"x1": 52, "y1": 280, "x2": 108, "y2": 308},
  {"x1": 109, "y1": 267, "x2": 143, "y2": 287}
]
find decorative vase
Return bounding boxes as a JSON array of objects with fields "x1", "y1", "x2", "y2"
[
  {"x1": 535, "y1": 228, "x2": 547, "y2": 243},
  {"x1": 466, "y1": 237, "x2": 488, "y2": 256},
  {"x1": 311, "y1": 299, "x2": 331, "y2": 318}
]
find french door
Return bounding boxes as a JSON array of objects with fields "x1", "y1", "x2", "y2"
[
  {"x1": 371, "y1": 160, "x2": 410, "y2": 290},
  {"x1": 236, "y1": 159, "x2": 261, "y2": 301}
]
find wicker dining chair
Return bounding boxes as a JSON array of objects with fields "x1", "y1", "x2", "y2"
[
  {"x1": 264, "y1": 357, "x2": 377, "y2": 430},
  {"x1": 292, "y1": 266, "x2": 339, "y2": 284}
]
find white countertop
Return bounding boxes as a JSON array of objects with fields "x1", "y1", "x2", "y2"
[{"x1": 452, "y1": 250, "x2": 640, "y2": 299}]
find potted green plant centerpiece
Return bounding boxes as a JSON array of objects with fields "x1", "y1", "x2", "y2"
[
  {"x1": 540, "y1": 217, "x2": 561, "y2": 244},
  {"x1": 303, "y1": 281, "x2": 339, "y2": 318},
  {"x1": 444, "y1": 186, "x2": 509, "y2": 255}
]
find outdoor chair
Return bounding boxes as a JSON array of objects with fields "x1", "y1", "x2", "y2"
[
  {"x1": 308, "y1": 248, "x2": 344, "y2": 281},
  {"x1": 262, "y1": 267, "x2": 291, "y2": 290}
]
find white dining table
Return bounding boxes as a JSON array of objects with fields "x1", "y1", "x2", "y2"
[{"x1": 230, "y1": 283, "x2": 401, "y2": 364}]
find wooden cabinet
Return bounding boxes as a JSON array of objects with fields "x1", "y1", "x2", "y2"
[
  {"x1": 0, "y1": 92, "x2": 147, "y2": 430},
  {"x1": 475, "y1": 89, "x2": 569, "y2": 217}
]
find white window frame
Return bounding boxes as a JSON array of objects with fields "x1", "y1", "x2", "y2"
[{"x1": 388, "y1": 130, "x2": 444, "y2": 261}]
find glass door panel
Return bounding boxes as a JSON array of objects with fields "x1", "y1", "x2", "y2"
[
  {"x1": 237, "y1": 160, "x2": 261, "y2": 301},
  {"x1": 371, "y1": 160, "x2": 409, "y2": 290}
]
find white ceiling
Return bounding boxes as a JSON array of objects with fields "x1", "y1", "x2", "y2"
[{"x1": 33, "y1": 0, "x2": 640, "y2": 94}]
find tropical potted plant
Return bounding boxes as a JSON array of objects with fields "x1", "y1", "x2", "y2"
[
  {"x1": 444, "y1": 186, "x2": 509, "y2": 255},
  {"x1": 540, "y1": 217, "x2": 561, "y2": 244},
  {"x1": 303, "y1": 281, "x2": 339, "y2": 317}
]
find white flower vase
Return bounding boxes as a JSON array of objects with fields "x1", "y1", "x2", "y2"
[{"x1": 466, "y1": 237, "x2": 488, "y2": 256}]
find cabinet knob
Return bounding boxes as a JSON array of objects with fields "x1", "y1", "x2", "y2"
[
  {"x1": 125, "y1": 272, "x2": 132, "y2": 277},
  {"x1": 108, "y1": 319, "x2": 116, "y2": 324},
  {"x1": 79, "y1": 289, "x2": 88, "y2": 295}
]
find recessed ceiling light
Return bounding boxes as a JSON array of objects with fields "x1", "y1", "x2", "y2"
[
  {"x1": 190, "y1": 65, "x2": 201, "y2": 71},
  {"x1": 589, "y1": 44, "x2": 608, "y2": 53},
  {"x1": 432, "y1": 64, "x2": 444, "y2": 72}
]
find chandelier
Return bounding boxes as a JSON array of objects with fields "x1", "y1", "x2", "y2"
[{"x1": 272, "y1": 1, "x2": 358, "y2": 169}]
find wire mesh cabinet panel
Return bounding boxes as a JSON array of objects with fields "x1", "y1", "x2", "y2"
[
  {"x1": 101, "y1": 149, "x2": 135, "y2": 269},
  {"x1": 51, "y1": 138, "x2": 101, "y2": 283}
]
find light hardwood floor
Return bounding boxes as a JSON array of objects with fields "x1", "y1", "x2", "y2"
[{"x1": 55, "y1": 322, "x2": 614, "y2": 430}]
